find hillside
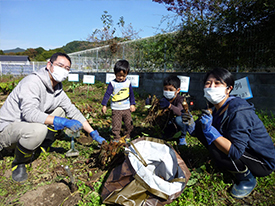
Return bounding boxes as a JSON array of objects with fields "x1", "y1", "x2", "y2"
[
  {"x1": 2, "y1": 40, "x2": 96, "y2": 56},
  {"x1": 3, "y1": 47, "x2": 25, "y2": 54},
  {"x1": 62, "y1": 41, "x2": 97, "y2": 53}
]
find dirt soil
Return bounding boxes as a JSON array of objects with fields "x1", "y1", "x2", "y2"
[
  {"x1": 0, "y1": 91, "x2": 122, "y2": 206},
  {"x1": 0, "y1": 133, "x2": 107, "y2": 206},
  {"x1": 18, "y1": 183, "x2": 81, "y2": 206}
]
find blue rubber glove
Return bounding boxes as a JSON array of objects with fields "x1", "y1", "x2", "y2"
[
  {"x1": 182, "y1": 111, "x2": 195, "y2": 134},
  {"x1": 200, "y1": 113, "x2": 222, "y2": 145},
  {"x1": 90, "y1": 130, "x2": 106, "y2": 144},
  {"x1": 159, "y1": 98, "x2": 171, "y2": 109},
  {"x1": 53, "y1": 116, "x2": 82, "y2": 132}
]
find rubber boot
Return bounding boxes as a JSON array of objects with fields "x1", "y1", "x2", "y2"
[
  {"x1": 39, "y1": 139, "x2": 66, "y2": 153},
  {"x1": 12, "y1": 143, "x2": 34, "y2": 182},
  {"x1": 0, "y1": 144, "x2": 3, "y2": 160},
  {"x1": 38, "y1": 127, "x2": 66, "y2": 153},
  {"x1": 230, "y1": 166, "x2": 257, "y2": 199}
]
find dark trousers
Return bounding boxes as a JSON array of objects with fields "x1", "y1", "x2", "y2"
[
  {"x1": 112, "y1": 109, "x2": 133, "y2": 140},
  {"x1": 195, "y1": 124, "x2": 273, "y2": 177},
  {"x1": 174, "y1": 116, "x2": 187, "y2": 138},
  {"x1": 163, "y1": 116, "x2": 187, "y2": 140}
]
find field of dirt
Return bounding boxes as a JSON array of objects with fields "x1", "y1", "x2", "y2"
[
  {"x1": 1, "y1": 83, "x2": 275, "y2": 206},
  {"x1": 0, "y1": 132, "x2": 109, "y2": 205}
]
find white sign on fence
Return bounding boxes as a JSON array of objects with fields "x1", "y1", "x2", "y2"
[
  {"x1": 68, "y1": 73, "x2": 79, "y2": 82},
  {"x1": 106, "y1": 73, "x2": 116, "y2": 84},
  {"x1": 127, "y1": 75, "x2": 139, "y2": 87},
  {"x1": 105, "y1": 73, "x2": 139, "y2": 87},
  {"x1": 177, "y1": 75, "x2": 190, "y2": 92},
  {"x1": 83, "y1": 75, "x2": 95, "y2": 84},
  {"x1": 231, "y1": 77, "x2": 253, "y2": 99}
]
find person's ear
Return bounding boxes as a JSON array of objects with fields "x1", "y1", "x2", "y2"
[
  {"x1": 227, "y1": 86, "x2": 233, "y2": 94},
  {"x1": 46, "y1": 61, "x2": 52, "y2": 70},
  {"x1": 176, "y1": 88, "x2": 181, "y2": 94}
]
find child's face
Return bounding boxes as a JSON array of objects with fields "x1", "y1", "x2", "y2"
[
  {"x1": 163, "y1": 85, "x2": 180, "y2": 100},
  {"x1": 163, "y1": 85, "x2": 178, "y2": 92},
  {"x1": 115, "y1": 70, "x2": 127, "y2": 82}
]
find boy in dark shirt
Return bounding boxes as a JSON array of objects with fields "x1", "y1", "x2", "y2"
[{"x1": 159, "y1": 75, "x2": 187, "y2": 145}]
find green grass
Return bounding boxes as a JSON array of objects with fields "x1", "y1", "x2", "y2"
[{"x1": 0, "y1": 79, "x2": 275, "y2": 205}]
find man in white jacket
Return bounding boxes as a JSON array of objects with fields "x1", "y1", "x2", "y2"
[{"x1": 0, "y1": 52, "x2": 106, "y2": 182}]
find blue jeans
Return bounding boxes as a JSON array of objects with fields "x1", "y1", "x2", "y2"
[{"x1": 174, "y1": 116, "x2": 187, "y2": 138}]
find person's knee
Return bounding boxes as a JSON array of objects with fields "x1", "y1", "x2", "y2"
[
  {"x1": 20, "y1": 124, "x2": 48, "y2": 150},
  {"x1": 34, "y1": 124, "x2": 48, "y2": 137},
  {"x1": 174, "y1": 116, "x2": 184, "y2": 126},
  {"x1": 51, "y1": 107, "x2": 65, "y2": 118},
  {"x1": 174, "y1": 116, "x2": 187, "y2": 135}
]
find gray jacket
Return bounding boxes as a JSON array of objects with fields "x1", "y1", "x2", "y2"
[{"x1": 0, "y1": 67, "x2": 86, "y2": 132}]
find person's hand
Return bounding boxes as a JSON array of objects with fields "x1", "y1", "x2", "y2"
[
  {"x1": 90, "y1": 130, "x2": 106, "y2": 144},
  {"x1": 200, "y1": 113, "x2": 222, "y2": 145},
  {"x1": 145, "y1": 97, "x2": 151, "y2": 105},
  {"x1": 182, "y1": 111, "x2": 195, "y2": 134},
  {"x1": 182, "y1": 111, "x2": 194, "y2": 125},
  {"x1": 102, "y1": 106, "x2": 107, "y2": 114},
  {"x1": 53, "y1": 116, "x2": 82, "y2": 132},
  {"x1": 159, "y1": 98, "x2": 171, "y2": 109},
  {"x1": 130, "y1": 105, "x2": 136, "y2": 112}
]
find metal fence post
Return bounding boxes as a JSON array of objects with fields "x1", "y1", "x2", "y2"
[{"x1": 96, "y1": 49, "x2": 98, "y2": 72}]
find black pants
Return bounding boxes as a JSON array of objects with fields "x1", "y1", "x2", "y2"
[{"x1": 195, "y1": 124, "x2": 273, "y2": 177}]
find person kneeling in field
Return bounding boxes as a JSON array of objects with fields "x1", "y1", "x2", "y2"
[
  {"x1": 182, "y1": 68, "x2": 275, "y2": 199},
  {"x1": 0, "y1": 52, "x2": 106, "y2": 182},
  {"x1": 159, "y1": 75, "x2": 188, "y2": 146}
]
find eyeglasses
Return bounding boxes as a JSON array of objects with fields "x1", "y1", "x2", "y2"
[{"x1": 51, "y1": 61, "x2": 70, "y2": 71}]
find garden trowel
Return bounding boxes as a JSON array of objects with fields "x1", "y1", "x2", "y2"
[{"x1": 65, "y1": 129, "x2": 80, "y2": 157}]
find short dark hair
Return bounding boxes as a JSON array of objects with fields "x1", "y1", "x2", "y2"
[
  {"x1": 50, "y1": 52, "x2": 71, "y2": 65},
  {"x1": 114, "y1": 60, "x2": 130, "y2": 74},
  {"x1": 163, "y1": 75, "x2": 181, "y2": 89},
  {"x1": 204, "y1": 68, "x2": 235, "y2": 91}
]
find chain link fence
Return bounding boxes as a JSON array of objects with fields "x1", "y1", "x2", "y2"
[
  {"x1": 0, "y1": 62, "x2": 47, "y2": 76},
  {"x1": 67, "y1": 26, "x2": 275, "y2": 73},
  {"x1": 1, "y1": 23, "x2": 275, "y2": 76},
  {"x1": 67, "y1": 37, "x2": 164, "y2": 73}
]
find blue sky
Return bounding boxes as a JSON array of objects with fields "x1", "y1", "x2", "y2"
[{"x1": 0, "y1": 0, "x2": 177, "y2": 51}]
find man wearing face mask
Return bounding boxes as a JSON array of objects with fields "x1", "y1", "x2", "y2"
[
  {"x1": 183, "y1": 68, "x2": 275, "y2": 199},
  {"x1": 0, "y1": 52, "x2": 106, "y2": 182},
  {"x1": 159, "y1": 75, "x2": 188, "y2": 145}
]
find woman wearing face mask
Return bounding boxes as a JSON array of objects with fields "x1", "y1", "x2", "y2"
[{"x1": 185, "y1": 68, "x2": 275, "y2": 199}]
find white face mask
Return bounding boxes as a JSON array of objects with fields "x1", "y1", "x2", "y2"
[
  {"x1": 163, "y1": 90, "x2": 176, "y2": 100},
  {"x1": 50, "y1": 65, "x2": 69, "y2": 82},
  {"x1": 204, "y1": 87, "x2": 227, "y2": 104}
]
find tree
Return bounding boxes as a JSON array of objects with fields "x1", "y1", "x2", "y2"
[
  {"x1": 86, "y1": 11, "x2": 141, "y2": 70},
  {"x1": 153, "y1": 0, "x2": 224, "y2": 25},
  {"x1": 152, "y1": 0, "x2": 275, "y2": 70},
  {"x1": 213, "y1": 0, "x2": 275, "y2": 33},
  {"x1": 24, "y1": 48, "x2": 38, "y2": 60},
  {"x1": 34, "y1": 48, "x2": 66, "y2": 61},
  {"x1": 87, "y1": 11, "x2": 140, "y2": 47},
  {"x1": 35, "y1": 47, "x2": 45, "y2": 56}
]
